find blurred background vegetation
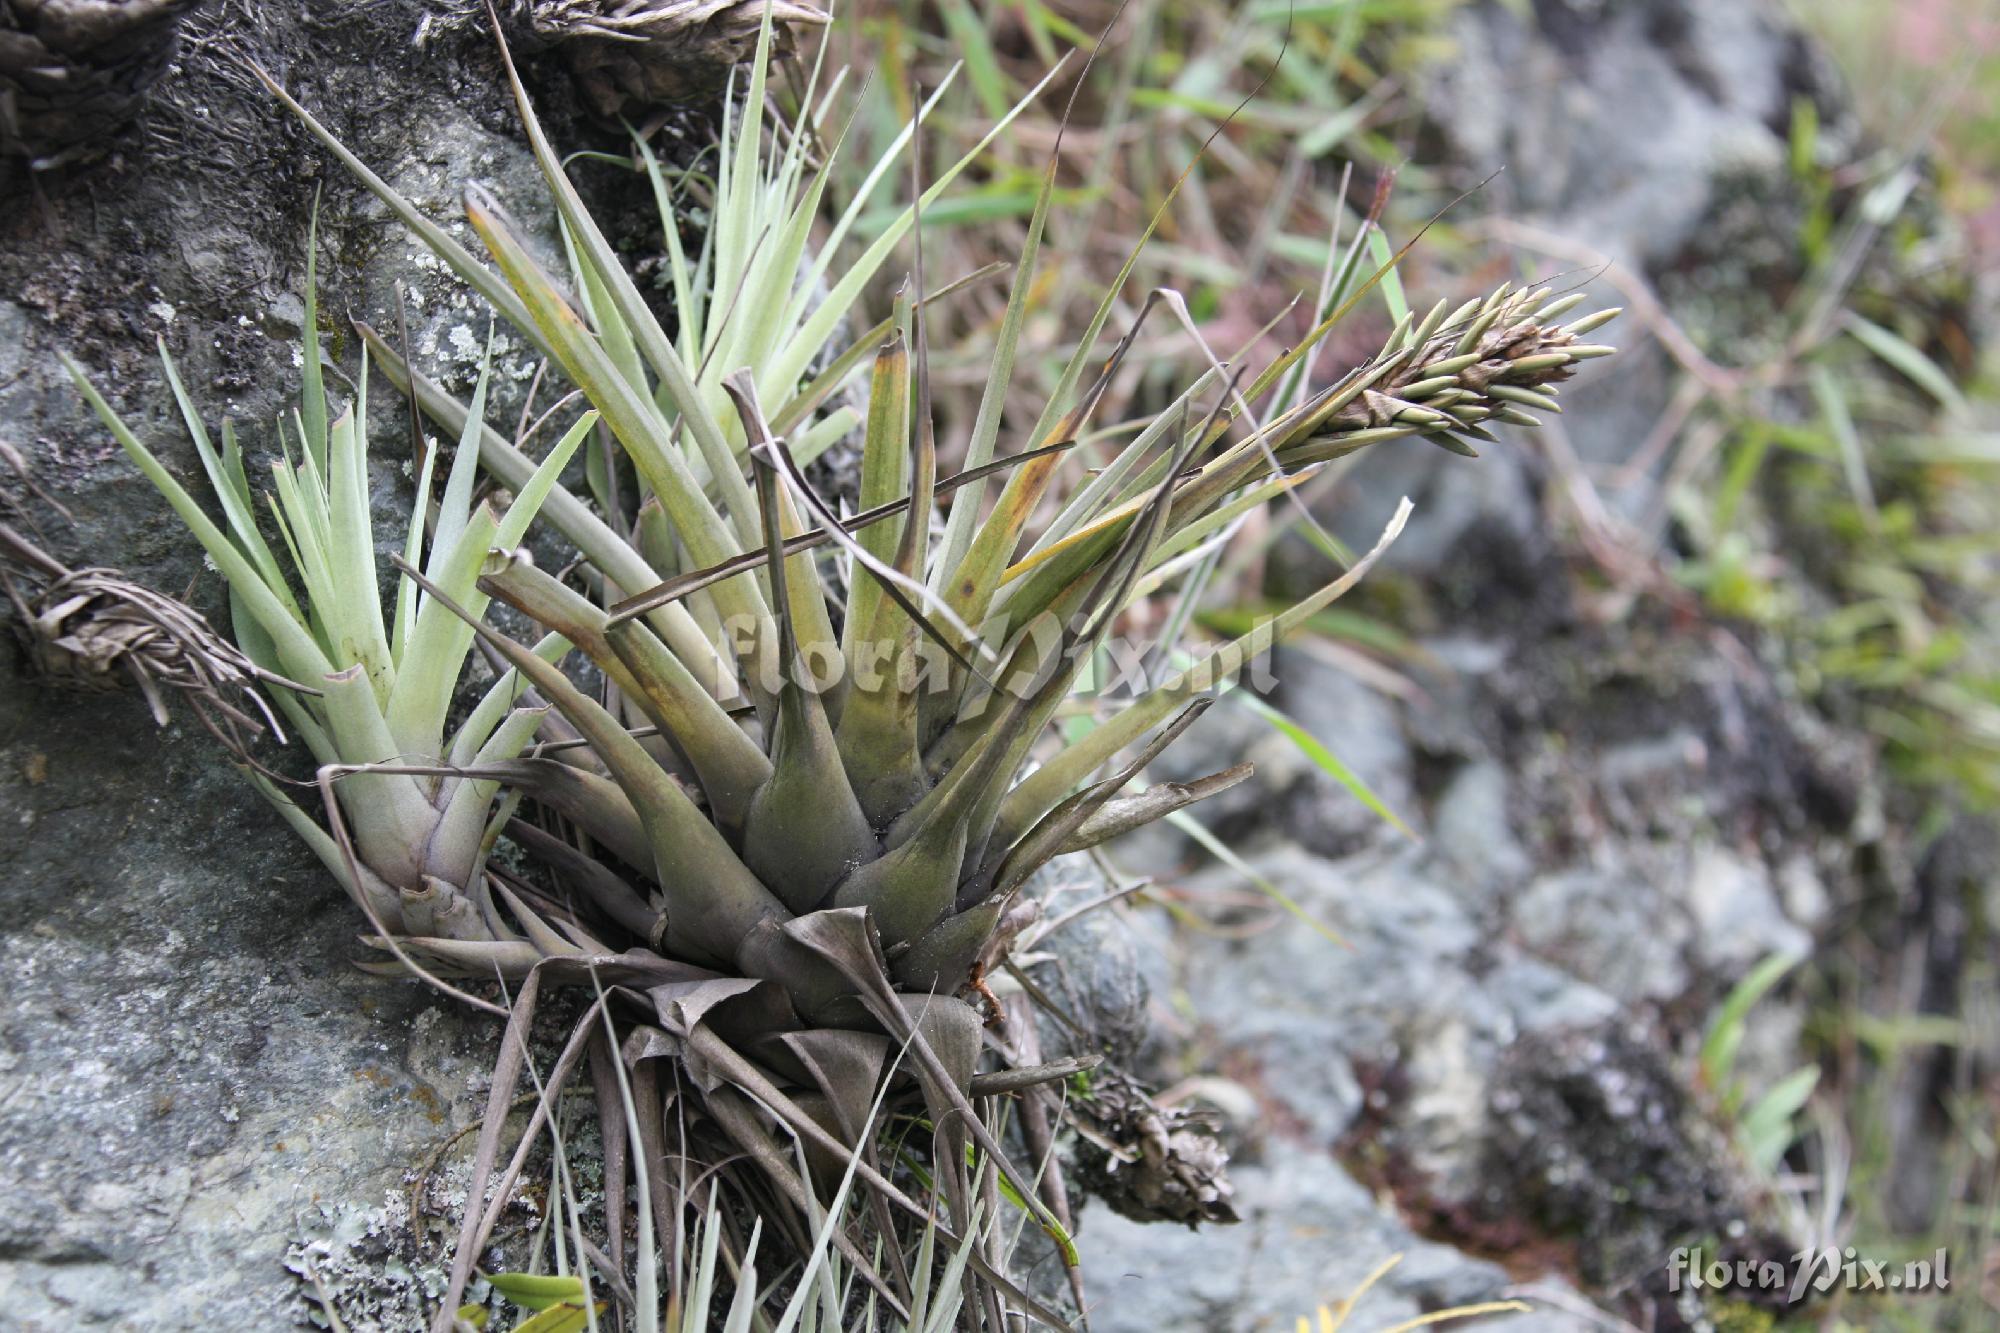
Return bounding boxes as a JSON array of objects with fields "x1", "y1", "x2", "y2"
[{"x1": 796, "y1": 0, "x2": 2000, "y2": 1324}]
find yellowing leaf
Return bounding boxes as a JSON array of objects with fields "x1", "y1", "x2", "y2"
[{"x1": 513, "y1": 1300, "x2": 603, "y2": 1333}]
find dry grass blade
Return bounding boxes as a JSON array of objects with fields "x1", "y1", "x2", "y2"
[
  {"x1": 602, "y1": 439, "x2": 1078, "y2": 625},
  {"x1": 756, "y1": 402, "x2": 997, "y2": 682},
  {"x1": 987, "y1": 696, "x2": 1216, "y2": 899}
]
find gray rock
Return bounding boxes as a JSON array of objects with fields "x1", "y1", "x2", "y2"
[
  {"x1": 1071, "y1": 1149, "x2": 1609, "y2": 1332},
  {"x1": 1272, "y1": 648, "x2": 1420, "y2": 855},
  {"x1": 1512, "y1": 862, "x2": 1693, "y2": 1004},
  {"x1": 1596, "y1": 729, "x2": 1713, "y2": 836},
  {"x1": 1145, "y1": 826, "x2": 1756, "y2": 1302},
  {"x1": 0, "y1": 6, "x2": 703, "y2": 1327},
  {"x1": 1775, "y1": 851, "x2": 1831, "y2": 932},
  {"x1": 1426, "y1": 0, "x2": 1828, "y2": 272},
  {"x1": 1683, "y1": 845, "x2": 1812, "y2": 973},
  {"x1": 1074, "y1": 1152, "x2": 1481, "y2": 1331},
  {"x1": 1268, "y1": 441, "x2": 1549, "y2": 598},
  {"x1": 1330, "y1": 443, "x2": 1544, "y2": 581},
  {"x1": 1166, "y1": 845, "x2": 1473, "y2": 1144},
  {"x1": 1110, "y1": 649, "x2": 1421, "y2": 877},
  {"x1": 1167, "y1": 843, "x2": 1617, "y2": 1168},
  {"x1": 1022, "y1": 853, "x2": 1154, "y2": 1070},
  {"x1": 1402, "y1": 636, "x2": 1508, "y2": 762},
  {"x1": 1486, "y1": 956, "x2": 1621, "y2": 1034},
  {"x1": 1429, "y1": 758, "x2": 1533, "y2": 907},
  {"x1": 1482, "y1": 1027, "x2": 1753, "y2": 1290},
  {"x1": 0, "y1": 685, "x2": 501, "y2": 1330}
]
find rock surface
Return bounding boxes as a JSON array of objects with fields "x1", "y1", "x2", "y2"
[
  {"x1": 0, "y1": 684, "x2": 499, "y2": 1326},
  {"x1": 1082, "y1": 591, "x2": 1857, "y2": 1326},
  {"x1": 1073, "y1": 1154, "x2": 1606, "y2": 1333},
  {"x1": 0, "y1": 5, "x2": 663, "y2": 1328}
]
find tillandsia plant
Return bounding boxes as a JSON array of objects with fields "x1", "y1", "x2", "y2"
[
  {"x1": 546, "y1": 24, "x2": 1027, "y2": 598},
  {"x1": 66, "y1": 8, "x2": 1619, "y2": 1328},
  {"x1": 63, "y1": 238, "x2": 596, "y2": 963}
]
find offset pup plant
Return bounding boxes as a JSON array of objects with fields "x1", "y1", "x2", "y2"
[
  {"x1": 65, "y1": 251, "x2": 594, "y2": 972},
  {"x1": 67, "y1": 11, "x2": 1619, "y2": 1328}
]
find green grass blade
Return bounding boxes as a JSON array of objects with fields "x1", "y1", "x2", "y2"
[
  {"x1": 1364, "y1": 226, "x2": 1410, "y2": 325},
  {"x1": 156, "y1": 342, "x2": 300, "y2": 618},
  {"x1": 483, "y1": 30, "x2": 756, "y2": 545},
  {"x1": 930, "y1": 149, "x2": 1058, "y2": 594},
  {"x1": 299, "y1": 197, "x2": 330, "y2": 472},
  {"x1": 326, "y1": 391, "x2": 395, "y2": 703},
  {"x1": 1228, "y1": 689, "x2": 1411, "y2": 837},
  {"x1": 1700, "y1": 951, "x2": 1805, "y2": 1090},
  {"x1": 356, "y1": 322, "x2": 742, "y2": 704},
  {"x1": 1844, "y1": 313, "x2": 1969, "y2": 417},
  {"x1": 1167, "y1": 809, "x2": 1347, "y2": 947},
  {"x1": 385, "y1": 411, "x2": 593, "y2": 757}
]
